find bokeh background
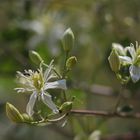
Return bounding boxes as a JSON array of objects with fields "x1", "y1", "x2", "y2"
[{"x1": 1, "y1": 0, "x2": 140, "y2": 139}]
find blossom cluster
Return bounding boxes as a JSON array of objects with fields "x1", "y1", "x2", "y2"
[{"x1": 108, "y1": 42, "x2": 140, "y2": 83}]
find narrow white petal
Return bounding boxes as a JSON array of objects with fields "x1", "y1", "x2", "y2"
[
  {"x1": 46, "y1": 75, "x2": 57, "y2": 81},
  {"x1": 26, "y1": 92, "x2": 37, "y2": 116},
  {"x1": 129, "y1": 65, "x2": 140, "y2": 83},
  {"x1": 119, "y1": 56, "x2": 132, "y2": 64},
  {"x1": 112, "y1": 43, "x2": 125, "y2": 55},
  {"x1": 135, "y1": 41, "x2": 139, "y2": 50},
  {"x1": 15, "y1": 87, "x2": 35, "y2": 93},
  {"x1": 41, "y1": 92, "x2": 59, "y2": 114},
  {"x1": 125, "y1": 46, "x2": 136, "y2": 61},
  {"x1": 44, "y1": 79, "x2": 67, "y2": 90},
  {"x1": 14, "y1": 88, "x2": 26, "y2": 93},
  {"x1": 44, "y1": 60, "x2": 54, "y2": 81}
]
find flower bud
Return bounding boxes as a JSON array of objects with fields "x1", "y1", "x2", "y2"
[
  {"x1": 59, "y1": 102, "x2": 72, "y2": 113},
  {"x1": 66, "y1": 56, "x2": 77, "y2": 70},
  {"x1": 29, "y1": 51, "x2": 43, "y2": 65},
  {"x1": 108, "y1": 49, "x2": 120, "y2": 72},
  {"x1": 6, "y1": 102, "x2": 23, "y2": 123},
  {"x1": 22, "y1": 113, "x2": 33, "y2": 123},
  {"x1": 61, "y1": 28, "x2": 74, "y2": 52}
]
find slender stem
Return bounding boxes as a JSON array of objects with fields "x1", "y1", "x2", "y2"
[
  {"x1": 62, "y1": 51, "x2": 69, "y2": 78},
  {"x1": 31, "y1": 113, "x2": 68, "y2": 125},
  {"x1": 47, "y1": 113, "x2": 67, "y2": 122},
  {"x1": 113, "y1": 93, "x2": 122, "y2": 112},
  {"x1": 62, "y1": 91, "x2": 67, "y2": 101},
  {"x1": 70, "y1": 109, "x2": 140, "y2": 119},
  {"x1": 62, "y1": 51, "x2": 69, "y2": 101},
  {"x1": 113, "y1": 85, "x2": 124, "y2": 112}
]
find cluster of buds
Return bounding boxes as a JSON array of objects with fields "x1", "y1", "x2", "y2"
[
  {"x1": 108, "y1": 42, "x2": 140, "y2": 84},
  {"x1": 6, "y1": 101, "x2": 73, "y2": 126},
  {"x1": 61, "y1": 28, "x2": 77, "y2": 71}
]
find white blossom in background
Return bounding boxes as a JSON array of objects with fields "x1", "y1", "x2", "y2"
[
  {"x1": 15, "y1": 61, "x2": 67, "y2": 116},
  {"x1": 112, "y1": 42, "x2": 140, "y2": 83}
]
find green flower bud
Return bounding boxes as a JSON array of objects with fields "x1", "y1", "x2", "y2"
[
  {"x1": 22, "y1": 113, "x2": 33, "y2": 123},
  {"x1": 29, "y1": 51, "x2": 43, "y2": 65},
  {"x1": 6, "y1": 102, "x2": 23, "y2": 123},
  {"x1": 62, "y1": 28, "x2": 74, "y2": 52},
  {"x1": 59, "y1": 102, "x2": 73, "y2": 113},
  {"x1": 108, "y1": 49, "x2": 120, "y2": 72},
  {"x1": 66, "y1": 56, "x2": 77, "y2": 70}
]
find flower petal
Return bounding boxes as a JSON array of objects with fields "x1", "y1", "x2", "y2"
[
  {"x1": 125, "y1": 46, "x2": 136, "y2": 61},
  {"x1": 14, "y1": 88, "x2": 26, "y2": 93},
  {"x1": 44, "y1": 60, "x2": 54, "y2": 81},
  {"x1": 26, "y1": 92, "x2": 37, "y2": 116},
  {"x1": 112, "y1": 43, "x2": 125, "y2": 55},
  {"x1": 41, "y1": 92, "x2": 59, "y2": 114},
  {"x1": 44, "y1": 79, "x2": 67, "y2": 90},
  {"x1": 15, "y1": 87, "x2": 35, "y2": 93},
  {"x1": 129, "y1": 65, "x2": 140, "y2": 83},
  {"x1": 119, "y1": 56, "x2": 132, "y2": 64}
]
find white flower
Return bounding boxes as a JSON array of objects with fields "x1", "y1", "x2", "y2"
[
  {"x1": 112, "y1": 42, "x2": 140, "y2": 83},
  {"x1": 15, "y1": 61, "x2": 67, "y2": 116}
]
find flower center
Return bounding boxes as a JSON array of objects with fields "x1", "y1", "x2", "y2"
[{"x1": 32, "y1": 72, "x2": 44, "y2": 90}]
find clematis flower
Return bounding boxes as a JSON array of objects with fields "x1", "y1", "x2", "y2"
[
  {"x1": 112, "y1": 42, "x2": 140, "y2": 83},
  {"x1": 15, "y1": 61, "x2": 67, "y2": 116}
]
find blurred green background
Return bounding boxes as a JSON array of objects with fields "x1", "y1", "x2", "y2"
[{"x1": 1, "y1": 0, "x2": 140, "y2": 140}]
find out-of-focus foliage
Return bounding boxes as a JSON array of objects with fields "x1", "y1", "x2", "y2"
[{"x1": 1, "y1": 0, "x2": 140, "y2": 140}]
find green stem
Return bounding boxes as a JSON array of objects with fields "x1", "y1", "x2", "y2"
[
  {"x1": 47, "y1": 113, "x2": 67, "y2": 122},
  {"x1": 62, "y1": 51, "x2": 69, "y2": 78},
  {"x1": 63, "y1": 91, "x2": 67, "y2": 101},
  {"x1": 31, "y1": 113, "x2": 67, "y2": 125},
  {"x1": 113, "y1": 85, "x2": 124, "y2": 112},
  {"x1": 62, "y1": 51, "x2": 69, "y2": 101}
]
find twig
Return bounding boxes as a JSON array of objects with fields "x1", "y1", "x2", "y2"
[{"x1": 70, "y1": 109, "x2": 140, "y2": 119}]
